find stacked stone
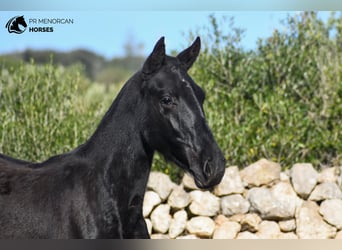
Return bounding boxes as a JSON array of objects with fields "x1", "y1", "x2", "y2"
[{"x1": 143, "y1": 159, "x2": 342, "y2": 239}]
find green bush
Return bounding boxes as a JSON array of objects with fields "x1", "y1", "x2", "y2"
[
  {"x1": 185, "y1": 12, "x2": 342, "y2": 169},
  {"x1": 0, "y1": 60, "x2": 118, "y2": 161}
]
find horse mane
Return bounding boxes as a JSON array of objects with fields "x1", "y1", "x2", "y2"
[
  {"x1": 0, "y1": 153, "x2": 32, "y2": 166},
  {"x1": 0, "y1": 70, "x2": 143, "y2": 181}
]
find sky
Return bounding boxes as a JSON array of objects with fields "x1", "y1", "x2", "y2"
[{"x1": 0, "y1": 11, "x2": 333, "y2": 59}]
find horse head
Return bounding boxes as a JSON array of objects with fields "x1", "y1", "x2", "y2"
[
  {"x1": 6, "y1": 16, "x2": 27, "y2": 34},
  {"x1": 16, "y1": 16, "x2": 27, "y2": 28},
  {"x1": 140, "y1": 37, "x2": 226, "y2": 189}
]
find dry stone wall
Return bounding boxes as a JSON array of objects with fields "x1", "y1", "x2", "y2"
[{"x1": 143, "y1": 159, "x2": 342, "y2": 239}]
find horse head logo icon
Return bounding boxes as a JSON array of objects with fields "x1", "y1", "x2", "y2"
[{"x1": 6, "y1": 16, "x2": 27, "y2": 34}]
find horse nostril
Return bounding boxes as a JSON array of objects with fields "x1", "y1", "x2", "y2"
[{"x1": 204, "y1": 158, "x2": 212, "y2": 178}]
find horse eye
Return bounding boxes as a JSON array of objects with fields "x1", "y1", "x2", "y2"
[{"x1": 160, "y1": 96, "x2": 173, "y2": 106}]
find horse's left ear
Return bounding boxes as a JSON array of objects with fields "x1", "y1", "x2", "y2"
[
  {"x1": 177, "y1": 37, "x2": 201, "y2": 70},
  {"x1": 142, "y1": 37, "x2": 166, "y2": 78}
]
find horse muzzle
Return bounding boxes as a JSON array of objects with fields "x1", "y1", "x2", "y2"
[{"x1": 190, "y1": 155, "x2": 226, "y2": 189}]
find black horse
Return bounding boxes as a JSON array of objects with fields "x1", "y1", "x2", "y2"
[
  {"x1": 5, "y1": 16, "x2": 27, "y2": 34},
  {"x1": 0, "y1": 37, "x2": 226, "y2": 239}
]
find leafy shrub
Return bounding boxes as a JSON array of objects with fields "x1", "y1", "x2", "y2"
[
  {"x1": 185, "y1": 12, "x2": 342, "y2": 169},
  {"x1": 0, "y1": 60, "x2": 118, "y2": 161}
]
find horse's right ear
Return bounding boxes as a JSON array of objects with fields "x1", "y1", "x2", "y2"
[{"x1": 142, "y1": 37, "x2": 165, "y2": 78}]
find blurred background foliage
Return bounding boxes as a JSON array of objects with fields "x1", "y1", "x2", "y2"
[{"x1": 0, "y1": 12, "x2": 341, "y2": 182}]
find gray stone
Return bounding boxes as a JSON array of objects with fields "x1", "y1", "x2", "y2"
[
  {"x1": 296, "y1": 201, "x2": 337, "y2": 239},
  {"x1": 270, "y1": 182, "x2": 302, "y2": 218},
  {"x1": 186, "y1": 216, "x2": 215, "y2": 237},
  {"x1": 143, "y1": 191, "x2": 161, "y2": 217},
  {"x1": 256, "y1": 221, "x2": 281, "y2": 239},
  {"x1": 278, "y1": 219, "x2": 296, "y2": 232},
  {"x1": 189, "y1": 190, "x2": 220, "y2": 216},
  {"x1": 318, "y1": 167, "x2": 338, "y2": 183},
  {"x1": 290, "y1": 163, "x2": 318, "y2": 199},
  {"x1": 182, "y1": 173, "x2": 198, "y2": 190},
  {"x1": 213, "y1": 221, "x2": 241, "y2": 239},
  {"x1": 213, "y1": 166, "x2": 245, "y2": 196},
  {"x1": 167, "y1": 186, "x2": 191, "y2": 210},
  {"x1": 240, "y1": 213, "x2": 262, "y2": 232},
  {"x1": 309, "y1": 182, "x2": 342, "y2": 201},
  {"x1": 221, "y1": 194, "x2": 250, "y2": 216},
  {"x1": 247, "y1": 184, "x2": 300, "y2": 220},
  {"x1": 147, "y1": 172, "x2": 175, "y2": 200},
  {"x1": 150, "y1": 204, "x2": 172, "y2": 234},
  {"x1": 236, "y1": 231, "x2": 259, "y2": 239},
  {"x1": 246, "y1": 187, "x2": 272, "y2": 218},
  {"x1": 319, "y1": 199, "x2": 342, "y2": 230},
  {"x1": 240, "y1": 158, "x2": 281, "y2": 187},
  {"x1": 169, "y1": 210, "x2": 188, "y2": 239}
]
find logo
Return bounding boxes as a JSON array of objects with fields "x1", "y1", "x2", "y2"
[
  {"x1": 6, "y1": 15, "x2": 27, "y2": 34},
  {"x1": 5, "y1": 15, "x2": 74, "y2": 34}
]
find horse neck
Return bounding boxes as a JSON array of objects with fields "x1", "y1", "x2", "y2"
[{"x1": 76, "y1": 74, "x2": 153, "y2": 185}]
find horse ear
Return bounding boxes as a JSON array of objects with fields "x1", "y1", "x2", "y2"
[
  {"x1": 177, "y1": 37, "x2": 201, "y2": 70},
  {"x1": 142, "y1": 37, "x2": 166, "y2": 77}
]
